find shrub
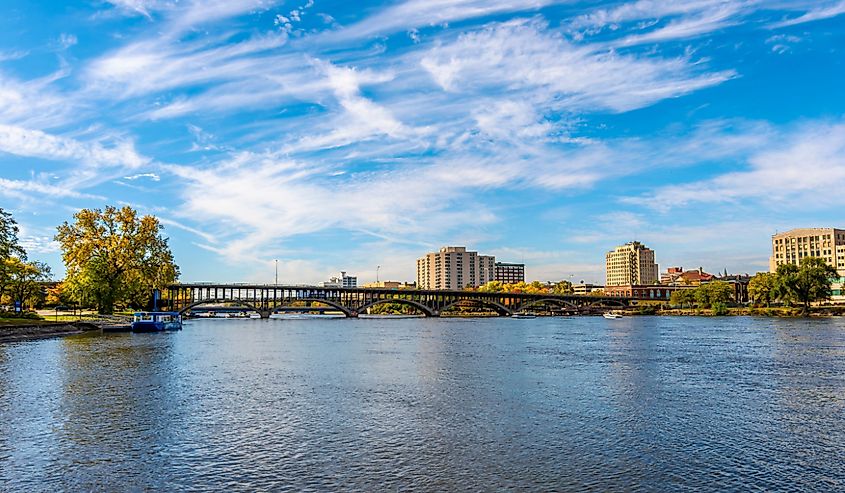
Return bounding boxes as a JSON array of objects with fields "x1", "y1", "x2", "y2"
[
  {"x1": 637, "y1": 305, "x2": 657, "y2": 315},
  {"x1": 711, "y1": 302, "x2": 729, "y2": 316}
]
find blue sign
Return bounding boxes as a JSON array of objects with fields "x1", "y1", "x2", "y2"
[{"x1": 14, "y1": 300, "x2": 22, "y2": 313}]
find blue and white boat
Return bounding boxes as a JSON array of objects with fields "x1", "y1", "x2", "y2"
[{"x1": 131, "y1": 312, "x2": 183, "y2": 332}]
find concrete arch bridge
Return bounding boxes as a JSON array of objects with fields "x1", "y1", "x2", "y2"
[{"x1": 166, "y1": 284, "x2": 632, "y2": 319}]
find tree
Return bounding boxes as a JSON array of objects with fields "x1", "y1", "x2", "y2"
[
  {"x1": 748, "y1": 272, "x2": 777, "y2": 307},
  {"x1": 45, "y1": 282, "x2": 73, "y2": 307},
  {"x1": 774, "y1": 257, "x2": 837, "y2": 315},
  {"x1": 553, "y1": 280, "x2": 574, "y2": 295},
  {"x1": 0, "y1": 208, "x2": 26, "y2": 304},
  {"x1": 701, "y1": 281, "x2": 734, "y2": 307},
  {"x1": 3, "y1": 258, "x2": 51, "y2": 309},
  {"x1": 478, "y1": 281, "x2": 505, "y2": 293},
  {"x1": 55, "y1": 206, "x2": 179, "y2": 314},
  {"x1": 669, "y1": 288, "x2": 695, "y2": 307}
]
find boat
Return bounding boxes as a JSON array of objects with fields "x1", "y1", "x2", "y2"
[
  {"x1": 512, "y1": 313, "x2": 537, "y2": 319},
  {"x1": 131, "y1": 312, "x2": 183, "y2": 332},
  {"x1": 603, "y1": 312, "x2": 623, "y2": 319}
]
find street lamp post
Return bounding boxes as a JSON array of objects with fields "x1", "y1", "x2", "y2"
[
  {"x1": 274, "y1": 259, "x2": 278, "y2": 286},
  {"x1": 376, "y1": 265, "x2": 380, "y2": 283}
]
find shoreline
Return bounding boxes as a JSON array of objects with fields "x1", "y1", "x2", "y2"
[{"x1": 0, "y1": 322, "x2": 102, "y2": 344}]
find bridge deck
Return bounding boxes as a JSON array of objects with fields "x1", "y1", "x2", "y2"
[{"x1": 166, "y1": 284, "x2": 633, "y2": 318}]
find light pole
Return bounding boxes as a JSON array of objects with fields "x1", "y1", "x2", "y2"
[
  {"x1": 376, "y1": 265, "x2": 380, "y2": 283},
  {"x1": 274, "y1": 259, "x2": 278, "y2": 286}
]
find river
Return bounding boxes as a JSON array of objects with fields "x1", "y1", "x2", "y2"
[{"x1": 1, "y1": 316, "x2": 843, "y2": 491}]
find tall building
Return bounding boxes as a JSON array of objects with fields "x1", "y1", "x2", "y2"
[
  {"x1": 605, "y1": 241, "x2": 658, "y2": 286},
  {"x1": 416, "y1": 246, "x2": 495, "y2": 290},
  {"x1": 495, "y1": 262, "x2": 525, "y2": 284},
  {"x1": 322, "y1": 271, "x2": 357, "y2": 288},
  {"x1": 770, "y1": 228, "x2": 845, "y2": 276}
]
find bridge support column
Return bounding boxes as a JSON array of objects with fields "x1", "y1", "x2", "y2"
[{"x1": 259, "y1": 310, "x2": 271, "y2": 319}]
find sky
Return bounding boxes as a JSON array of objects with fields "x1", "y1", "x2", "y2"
[{"x1": 1, "y1": 0, "x2": 844, "y2": 285}]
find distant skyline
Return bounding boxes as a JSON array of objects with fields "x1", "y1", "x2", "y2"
[{"x1": 1, "y1": 0, "x2": 844, "y2": 285}]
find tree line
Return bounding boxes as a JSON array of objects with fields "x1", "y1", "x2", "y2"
[
  {"x1": 669, "y1": 257, "x2": 838, "y2": 316},
  {"x1": 747, "y1": 257, "x2": 838, "y2": 314},
  {"x1": 1, "y1": 206, "x2": 179, "y2": 315},
  {"x1": 0, "y1": 209, "x2": 52, "y2": 313},
  {"x1": 473, "y1": 280, "x2": 576, "y2": 295}
]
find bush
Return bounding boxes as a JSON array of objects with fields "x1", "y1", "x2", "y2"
[
  {"x1": 637, "y1": 305, "x2": 657, "y2": 315},
  {"x1": 711, "y1": 302, "x2": 729, "y2": 316}
]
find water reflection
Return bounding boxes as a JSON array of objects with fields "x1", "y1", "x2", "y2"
[{"x1": 0, "y1": 316, "x2": 843, "y2": 491}]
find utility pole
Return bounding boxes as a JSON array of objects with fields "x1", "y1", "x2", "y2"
[{"x1": 275, "y1": 259, "x2": 278, "y2": 286}]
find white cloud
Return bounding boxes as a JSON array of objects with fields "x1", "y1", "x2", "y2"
[
  {"x1": 0, "y1": 124, "x2": 150, "y2": 170},
  {"x1": 626, "y1": 120, "x2": 845, "y2": 209},
  {"x1": 613, "y1": 3, "x2": 744, "y2": 46},
  {"x1": 568, "y1": 0, "x2": 742, "y2": 33},
  {"x1": 769, "y1": 1, "x2": 845, "y2": 28},
  {"x1": 123, "y1": 172, "x2": 160, "y2": 181},
  {"x1": 420, "y1": 18, "x2": 735, "y2": 113},
  {"x1": 320, "y1": 0, "x2": 568, "y2": 42},
  {"x1": 0, "y1": 70, "x2": 74, "y2": 128},
  {"x1": 59, "y1": 33, "x2": 78, "y2": 49}
]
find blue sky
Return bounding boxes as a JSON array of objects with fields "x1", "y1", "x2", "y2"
[{"x1": 1, "y1": 0, "x2": 844, "y2": 285}]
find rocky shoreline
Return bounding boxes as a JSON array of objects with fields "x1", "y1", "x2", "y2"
[{"x1": 0, "y1": 322, "x2": 102, "y2": 344}]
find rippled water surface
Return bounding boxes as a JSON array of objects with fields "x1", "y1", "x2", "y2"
[{"x1": 1, "y1": 316, "x2": 844, "y2": 491}]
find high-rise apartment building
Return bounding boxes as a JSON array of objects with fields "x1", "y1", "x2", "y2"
[
  {"x1": 605, "y1": 241, "x2": 658, "y2": 286},
  {"x1": 495, "y1": 262, "x2": 525, "y2": 284},
  {"x1": 770, "y1": 228, "x2": 845, "y2": 276},
  {"x1": 416, "y1": 247, "x2": 495, "y2": 290}
]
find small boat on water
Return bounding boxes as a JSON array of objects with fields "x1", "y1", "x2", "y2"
[
  {"x1": 603, "y1": 312, "x2": 624, "y2": 319},
  {"x1": 131, "y1": 312, "x2": 183, "y2": 332},
  {"x1": 512, "y1": 313, "x2": 537, "y2": 319}
]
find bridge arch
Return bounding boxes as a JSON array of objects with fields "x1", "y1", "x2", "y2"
[
  {"x1": 440, "y1": 299, "x2": 513, "y2": 317},
  {"x1": 516, "y1": 298, "x2": 579, "y2": 314},
  {"x1": 179, "y1": 299, "x2": 263, "y2": 316},
  {"x1": 269, "y1": 298, "x2": 355, "y2": 317},
  {"x1": 588, "y1": 299, "x2": 628, "y2": 308},
  {"x1": 356, "y1": 299, "x2": 436, "y2": 317}
]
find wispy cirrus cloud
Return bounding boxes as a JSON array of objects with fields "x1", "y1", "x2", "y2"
[
  {"x1": 768, "y1": 1, "x2": 845, "y2": 28},
  {"x1": 319, "y1": 0, "x2": 569, "y2": 43},
  {"x1": 420, "y1": 18, "x2": 736, "y2": 113},
  {"x1": 0, "y1": 124, "x2": 149, "y2": 170},
  {"x1": 625, "y1": 119, "x2": 845, "y2": 210},
  {"x1": 0, "y1": 70, "x2": 75, "y2": 128}
]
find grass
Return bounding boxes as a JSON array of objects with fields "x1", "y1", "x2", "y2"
[{"x1": 0, "y1": 318, "x2": 62, "y2": 327}]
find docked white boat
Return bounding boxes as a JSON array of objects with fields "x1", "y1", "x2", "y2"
[
  {"x1": 512, "y1": 314, "x2": 537, "y2": 319},
  {"x1": 603, "y1": 312, "x2": 623, "y2": 319}
]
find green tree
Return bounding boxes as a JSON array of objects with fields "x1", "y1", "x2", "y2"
[
  {"x1": 55, "y1": 206, "x2": 179, "y2": 314},
  {"x1": 0, "y1": 208, "x2": 24, "y2": 260},
  {"x1": 704, "y1": 281, "x2": 734, "y2": 306},
  {"x1": 553, "y1": 280, "x2": 574, "y2": 295},
  {"x1": 669, "y1": 288, "x2": 695, "y2": 307},
  {"x1": 774, "y1": 257, "x2": 837, "y2": 315},
  {"x1": 748, "y1": 272, "x2": 777, "y2": 307},
  {"x1": 0, "y1": 208, "x2": 26, "y2": 304},
  {"x1": 3, "y1": 258, "x2": 52, "y2": 309}
]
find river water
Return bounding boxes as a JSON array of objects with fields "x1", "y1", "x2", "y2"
[{"x1": 1, "y1": 316, "x2": 843, "y2": 491}]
